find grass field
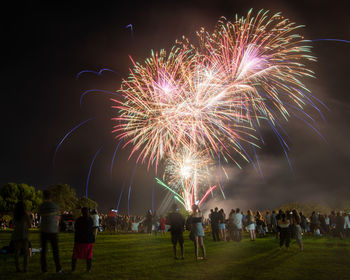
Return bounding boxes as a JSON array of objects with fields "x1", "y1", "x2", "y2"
[{"x1": 1, "y1": 230, "x2": 350, "y2": 280}]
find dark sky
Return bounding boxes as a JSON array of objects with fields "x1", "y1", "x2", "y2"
[{"x1": 7, "y1": 0, "x2": 350, "y2": 214}]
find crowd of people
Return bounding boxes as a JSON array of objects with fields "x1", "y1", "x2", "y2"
[
  {"x1": 2, "y1": 191, "x2": 350, "y2": 273},
  {"x1": 207, "y1": 208, "x2": 350, "y2": 242},
  {"x1": 3, "y1": 190, "x2": 96, "y2": 273}
]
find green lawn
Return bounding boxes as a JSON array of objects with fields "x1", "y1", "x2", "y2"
[{"x1": 1, "y1": 230, "x2": 350, "y2": 280}]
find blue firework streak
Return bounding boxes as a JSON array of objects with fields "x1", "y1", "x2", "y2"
[
  {"x1": 125, "y1": 24, "x2": 134, "y2": 38},
  {"x1": 53, "y1": 118, "x2": 94, "y2": 168},
  {"x1": 85, "y1": 146, "x2": 103, "y2": 198},
  {"x1": 116, "y1": 180, "x2": 125, "y2": 212},
  {"x1": 110, "y1": 139, "x2": 123, "y2": 178},
  {"x1": 312, "y1": 38, "x2": 350, "y2": 44},
  {"x1": 127, "y1": 164, "x2": 137, "y2": 215},
  {"x1": 76, "y1": 68, "x2": 118, "y2": 80}
]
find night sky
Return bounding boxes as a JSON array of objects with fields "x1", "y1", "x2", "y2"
[{"x1": 8, "y1": 0, "x2": 350, "y2": 214}]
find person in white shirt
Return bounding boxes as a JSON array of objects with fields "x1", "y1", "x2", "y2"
[
  {"x1": 233, "y1": 208, "x2": 243, "y2": 242},
  {"x1": 90, "y1": 209, "x2": 99, "y2": 238},
  {"x1": 344, "y1": 213, "x2": 350, "y2": 237}
]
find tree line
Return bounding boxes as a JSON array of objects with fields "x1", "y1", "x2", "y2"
[
  {"x1": 277, "y1": 201, "x2": 350, "y2": 217},
  {"x1": 0, "y1": 183, "x2": 98, "y2": 217}
]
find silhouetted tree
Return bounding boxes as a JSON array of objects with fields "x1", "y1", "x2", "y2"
[{"x1": 0, "y1": 183, "x2": 42, "y2": 214}]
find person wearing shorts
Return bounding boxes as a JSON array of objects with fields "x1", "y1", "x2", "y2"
[
  {"x1": 189, "y1": 205, "x2": 206, "y2": 260},
  {"x1": 167, "y1": 204, "x2": 185, "y2": 260}
]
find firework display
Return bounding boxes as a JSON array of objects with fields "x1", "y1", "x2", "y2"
[
  {"x1": 162, "y1": 146, "x2": 216, "y2": 210},
  {"x1": 112, "y1": 10, "x2": 319, "y2": 210}
]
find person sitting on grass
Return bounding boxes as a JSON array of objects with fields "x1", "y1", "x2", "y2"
[
  {"x1": 72, "y1": 207, "x2": 95, "y2": 273},
  {"x1": 167, "y1": 204, "x2": 185, "y2": 260}
]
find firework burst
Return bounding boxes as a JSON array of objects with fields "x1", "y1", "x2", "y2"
[
  {"x1": 195, "y1": 9, "x2": 316, "y2": 127},
  {"x1": 112, "y1": 9, "x2": 319, "y2": 208},
  {"x1": 162, "y1": 146, "x2": 216, "y2": 210}
]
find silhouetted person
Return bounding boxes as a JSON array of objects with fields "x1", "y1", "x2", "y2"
[
  {"x1": 167, "y1": 204, "x2": 185, "y2": 260},
  {"x1": 145, "y1": 210, "x2": 153, "y2": 235},
  {"x1": 278, "y1": 212, "x2": 291, "y2": 250},
  {"x1": 310, "y1": 211, "x2": 320, "y2": 234},
  {"x1": 218, "y1": 209, "x2": 226, "y2": 241},
  {"x1": 300, "y1": 212, "x2": 307, "y2": 233},
  {"x1": 12, "y1": 201, "x2": 31, "y2": 272},
  {"x1": 228, "y1": 209, "x2": 235, "y2": 241},
  {"x1": 335, "y1": 212, "x2": 345, "y2": 239},
  {"x1": 39, "y1": 190, "x2": 62, "y2": 273},
  {"x1": 210, "y1": 207, "x2": 220, "y2": 241},
  {"x1": 72, "y1": 207, "x2": 95, "y2": 272},
  {"x1": 276, "y1": 209, "x2": 283, "y2": 238}
]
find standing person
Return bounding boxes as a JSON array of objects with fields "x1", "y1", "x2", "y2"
[
  {"x1": 246, "y1": 210, "x2": 256, "y2": 241},
  {"x1": 167, "y1": 204, "x2": 185, "y2": 260},
  {"x1": 39, "y1": 190, "x2": 62, "y2": 274},
  {"x1": 159, "y1": 216, "x2": 166, "y2": 236},
  {"x1": 145, "y1": 210, "x2": 153, "y2": 235},
  {"x1": 276, "y1": 210, "x2": 283, "y2": 238},
  {"x1": 131, "y1": 216, "x2": 143, "y2": 233},
  {"x1": 324, "y1": 214, "x2": 330, "y2": 234},
  {"x1": 344, "y1": 212, "x2": 350, "y2": 237},
  {"x1": 292, "y1": 209, "x2": 303, "y2": 251},
  {"x1": 278, "y1": 212, "x2": 291, "y2": 250},
  {"x1": 218, "y1": 209, "x2": 226, "y2": 241},
  {"x1": 90, "y1": 209, "x2": 99, "y2": 239},
  {"x1": 189, "y1": 205, "x2": 206, "y2": 260},
  {"x1": 72, "y1": 207, "x2": 95, "y2": 273},
  {"x1": 233, "y1": 208, "x2": 243, "y2": 242},
  {"x1": 271, "y1": 210, "x2": 278, "y2": 235},
  {"x1": 300, "y1": 212, "x2": 307, "y2": 233},
  {"x1": 255, "y1": 211, "x2": 266, "y2": 237},
  {"x1": 343, "y1": 212, "x2": 350, "y2": 237},
  {"x1": 335, "y1": 212, "x2": 345, "y2": 239},
  {"x1": 265, "y1": 211, "x2": 272, "y2": 233},
  {"x1": 319, "y1": 214, "x2": 327, "y2": 235},
  {"x1": 329, "y1": 211, "x2": 336, "y2": 235},
  {"x1": 228, "y1": 209, "x2": 236, "y2": 241},
  {"x1": 310, "y1": 211, "x2": 318, "y2": 234},
  {"x1": 211, "y1": 207, "x2": 220, "y2": 241},
  {"x1": 12, "y1": 201, "x2": 31, "y2": 272},
  {"x1": 241, "y1": 211, "x2": 246, "y2": 231},
  {"x1": 209, "y1": 209, "x2": 215, "y2": 241},
  {"x1": 153, "y1": 211, "x2": 159, "y2": 237},
  {"x1": 107, "y1": 209, "x2": 117, "y2": 233}
]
